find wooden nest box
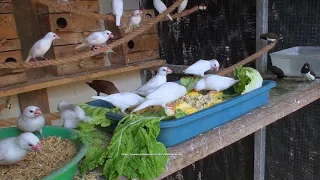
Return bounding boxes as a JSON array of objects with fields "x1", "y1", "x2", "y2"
[
  {"x1": 36, "y1": 0, "x2": 105, "y2": 76},
  {"x1": 105, "y1": 9, "x2": 160, "y2": 65},
  {"x1": 0, "y1": 0, "x2": 27, "y2": 88}
]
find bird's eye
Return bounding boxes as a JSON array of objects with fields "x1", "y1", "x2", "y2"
[
  {"x1": 107, "y1": 33, "x2": 109, "y2": 35},
  {"x1": 30, "y1": 110, "x2": 34, "y2": 113},
  {"x1": 28, "y1": 143, "x2": 33, "y2": 146}
]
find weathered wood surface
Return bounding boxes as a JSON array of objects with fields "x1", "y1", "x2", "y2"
[
  {"x1": 0, "y1": 2, "x2": 13, "y2": 13},
  {"x1": 0, "y1": 72, "x2": 27, "y2": 88},
  {"x1": 0, "y1": 59, "x2": 166, "y2": 98},
  {"x1": 37, "y1": 0, "x2": 99, "y2": 14},
  {"x1": 0, "y1": 13, "x2": 18, "y2": 39},
  {"x1": 18, "y1": 89, "x2": 50, "y2": 116},
  {"x1": 0, "y1": 38, "x2": 21, "y2": 52},
  {"x1": 0, "y1": 50, "x2": 22, "y2": 63},
  {"x1": 52, "y1": 32, "x2": 88, "y2": 46}
]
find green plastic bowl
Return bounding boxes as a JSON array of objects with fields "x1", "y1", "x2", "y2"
[{"x1": 0, "y1": 126, "x2": 88, "y2": 180}]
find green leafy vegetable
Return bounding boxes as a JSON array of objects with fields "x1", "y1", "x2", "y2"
[
  {"x1": 180, "y1": 76, "x2": 202, "y2": 92},
  {"x1": 233, "y1": 66, "x2": 263, "y2": 95},
  {"x1": 103, "y1": 114, "x2": 168, "y2": 180},
  {"x1": 174, "y1": 109, "x2": 188, "y2": 118}
]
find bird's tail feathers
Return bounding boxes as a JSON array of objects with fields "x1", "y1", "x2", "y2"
[
  {"x1": 116, "y1": 15, "x2": 121, "y2": 26},
  {"x1": 132, "y1": 100, "x2": 157, "y2": 112},
  {"x1": 167, "y1": 14, "x2": 173, "y2": 21},
  {"x1": 25, "y1": 55, "x2": 32, "y2": 62}
]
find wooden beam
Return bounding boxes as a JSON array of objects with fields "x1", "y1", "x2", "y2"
[
  {"x1": 0, "y1": 59, "x2": 166, "y2": 98},
  {"x1": 0, "y1": 112, "x2": 60, "y2": 127}
]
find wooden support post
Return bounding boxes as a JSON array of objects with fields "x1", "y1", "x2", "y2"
[{"x1": 254, "y1": 0, "x2": 268, "y2": 180}]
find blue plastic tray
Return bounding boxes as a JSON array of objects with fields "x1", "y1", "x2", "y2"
[{"x1": 87, "y1": 80, "x2": 276, "y2": 147}]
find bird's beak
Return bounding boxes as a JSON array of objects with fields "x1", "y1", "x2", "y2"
[
  {"x1": 34, "y1": 109, "x2": 42, "y2": 117},
  {"x1": 109, "y1": 34, "x2": 114, "y2": 39},
  {"x1": 166, "y1": 68, "x2": 173, "y2": 74},
  {"x1": 32, "y1": 143, "x2": 41, "y2": 151},
  {"x1": 56, "y1": 35, "x2": 61, "y2": 39},
  {"x1": 215, "y1": 66, "x2": 219, "y2": 71},
  {"x1": 139, "y1": 10, "x2": 143, "y2": 14}
]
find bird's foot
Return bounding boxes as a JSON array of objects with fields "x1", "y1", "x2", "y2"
[
  {"x1": 92, "y1": 46, "x2": 101, "y2": 55},
  {"x1": 42, "y1": 56, "x2": 48, "y2": 60},
  {"x1": 30, "y1": 59, "x2": 40, "y2": 67}
]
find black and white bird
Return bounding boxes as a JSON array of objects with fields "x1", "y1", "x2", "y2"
[
  {"x1": 301, "y1": 63, "x2": 316, "y2": 81},
  {"x1": 260, "y1": 33, "x2": 283, "y2": 43}
]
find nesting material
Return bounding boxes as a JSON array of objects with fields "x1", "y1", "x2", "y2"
[{"x1": 0, "y1": 136, "x2": 77, "y2": 180}]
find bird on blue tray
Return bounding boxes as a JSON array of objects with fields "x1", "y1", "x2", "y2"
[
  {"x1": 0, "y1": 132, "x2": 41, "y2": 165},
  {"x1": 183, "y1": 59, "x2": 220, "y2": 77},
  {"x1": 260, "y1": 32, "x2": 283, "y2": 43},
  {"x1": 194, "y1": 74, "x2": 239, "y2": 93},
  {"x1": 301, "y1": 63, "x2": 316, "y2": 81}
]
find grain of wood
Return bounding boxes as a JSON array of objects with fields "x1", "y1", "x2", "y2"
[
  {"x1": 0, "y1": 50, "x2": 22, "y2": 63},
  {"x1": 0, "y1": 72, "x2": 27, "y2": 88},
  {"x1": 36, "y1": 0, "x2": 99, "y2": 14},
  {"x1": 0, "y1": 14, "x2": 18, "y2": 39},
  {"x1": 0, "y1": 2, "x2": 13, "y2": 13},
  {"x1": 124, "y1": 50, "x2": 160, "y2": 64},
  {"x1": 0, "y1": 38, "x2": 21, "y2": 52}
]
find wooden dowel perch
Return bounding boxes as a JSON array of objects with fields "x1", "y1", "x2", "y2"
[
  {"x1": 217, "y1": 42, "x2": 277, "y2": 76},
  {"x1": 0, "y1": 0, "x2": 198, "y2": 70}
]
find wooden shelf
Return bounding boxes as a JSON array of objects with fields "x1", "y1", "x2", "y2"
[{"x1": 0, "y1": 59, "x2": 166, "y2": 98}]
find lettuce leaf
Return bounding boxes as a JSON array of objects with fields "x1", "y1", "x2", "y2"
[
  {"x1": 233, "y1": 66, "x2": 263, "y2": 95},
  {"x1": 180, "y1": 76, "x2": 202, "y2": 92},
  {"x1": 103, "y1": 115, "x2": 168, "y2": 180}
]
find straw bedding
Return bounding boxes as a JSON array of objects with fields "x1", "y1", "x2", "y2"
[{"x1": 0, "y1": 136, "x2": 77, "y2": 180}]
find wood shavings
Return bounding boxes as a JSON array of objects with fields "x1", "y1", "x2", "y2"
[{"x1": 0, "y1": 136, "x2": 77, "y2": 180}]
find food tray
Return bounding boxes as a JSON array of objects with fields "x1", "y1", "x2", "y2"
[
  {"x1": 87, "y1": 80, "x2": 276, "y2": 147},
  {"x1": 269, "y1": 46, "x2": 320, "y2": 77}
]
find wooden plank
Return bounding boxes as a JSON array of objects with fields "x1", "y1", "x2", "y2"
[
  {"x1": 37, "y1": 0, "x2": 99, "y2": 14},
  {"x1": 105, "y1": 9, "x2": 158, "y2": 38},
  {"x1": 122, "y1": 34, "x2": 159, "y2": 54},
  {"x1": 0, "y1": 68, "x2": 24, "y2": 77},
  {"x1": 124, "y1": 49, "x2": 160, "y2": 64},
  {"x1": 0, "y1": 59, "x2": 166, "y2": 98},
  {"x1": 0, "y1": 2, "x2": 14, "y2": 13},
  {"x1": 38, "y1": 13, "x2": 100, "y2": 33},
  {"x1": 0, "y1": 14, "x2": 18, "y2": 39},
  {"x1": 0, "y1": 72, "x2": 27, "y2": 88},
  {"x1": 0, "y1": 0, "x2": 11, "y2": 2},
  {"x1": 0, "y1": 112, "x2": 60, "y2": 127},
  {"x1": 18, "y1": 89, "x2": 50, "y2": 114},
  {"x1": 0, "y1": 38, "x2": 21, "y2": 52},
  {"x1": 53, "y1": 32, "x2": 88, "y2": 46},
  {"x1": 0, "y1": 50, "x2": 22, "y2": 63}
]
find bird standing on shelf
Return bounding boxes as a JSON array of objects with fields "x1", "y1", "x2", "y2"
[
  {"x1": 260, "y1": 32, "x2": 283, "y2": 43},
  {"x1": 25, "y1": 32, "x2": 60, "y2": 67},
  {"x1": 125, "y1": 10, "x2": 143, "y2": 33},
  {"x1": 17, "y1": 106, "x2": 46, "y2": 140},
  {"x1": 301, "y1": 63, "x2": 316, "y2": 81},
  {"x1": 112, "y1": 0, "x2": 124, "y2": 27},
  {"x1": 0, "y1": 132, "x2": 41, "y2": 165},
  {"x1": 194, "y1": 74, "x2": 239, "y2": 92},
  {"x1": 92, "y1": 92, "x2": 146, "y2": 114},
  {"x1": 57, "y1": 101, "x2": 92, "y2": 129},
  {"x1": 183, "y1": 59, "x2": 220, "y2": 77},
  {"x1": 132, "y1": 82, "x2": 187, "y2": 112},
  {"x1": 153, "y1": 0, "x2": 173, "y2": 20},
  {"x1": 75, "y1": 30, "x2": 114, "y2": 54},
  {"x1": 85, "y1": 80, "x2": 120, "y2": 96},
  {"x1": 271, "y1": 66, "x2": 286, "y2": 79},
  {"x1": 133, "y1": 66, "x2": 173, "y2": 97}
]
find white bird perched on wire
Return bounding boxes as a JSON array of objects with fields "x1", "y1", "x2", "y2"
[
  {"x1": 133, "y1": 66, "x2": 173, "y2": 97},
  {"x1": 25, "y1": 32, "x2": 60, "y2": 67},
  {"x1": 125, "y1": 10, "x2": 143, "y2": 33},
  {"x1": 194, "y1": 74, "x2": 239, "y2": 92},
  {"x1": 153, "y1": 0, "x2": 173, "y2": 20},
  {"x1": 92, "y1": 92, "x2": 146, "y2": 114},
  {"x1": 57, "y1": 101, "x2": 92, "y2": 129},
  {"x1": 75, "y1": 30, "x2": 114, "y2": 54},
  {"x1": 112, "y1": 0, "x2": 124, "y2": 27},
  {"x1": 132, "y1": 82, "x2": 187, "y2": 112},
  {"x1": 183, "y1": 59, "x2": 220, "y2": 77},
  {"x1": 17, "y1": 106, "x2": 46, "y2": 140},
  {"x1": 0, "y1": 132, "x2": 41, "y2": 165}
]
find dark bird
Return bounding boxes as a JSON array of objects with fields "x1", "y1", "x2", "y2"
[
  {"x1": 271, "y1": 66, "x2": 286, "y2": 79},
  {"x1": 260, "y1": 32, "x2": 283, "y2": 43},
  {"x1": 301, "y1": 63, "x2": 316, "y2": 81},
  {"x1": 85, "y1": 80, "x2": 120, "y2": 96}
]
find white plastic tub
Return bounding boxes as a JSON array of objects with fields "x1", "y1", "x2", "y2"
[{"x1": 270, "y1": 46, "x2": 320, "y2": 77}]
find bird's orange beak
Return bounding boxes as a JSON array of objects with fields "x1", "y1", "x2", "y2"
[
  {"x1": 139, "y1": 10, "x2": 143, "y2": 14},
  {"x1": 215, "y1": 66, "x2": 219, "y2": 71},
  {"x1": 32, "y1": 143, "x2": 41, "y2": 151},
  {"x1": 34, "y1": 108, "x2": 42, "y2": 117},
  {"x1": 109, "y1": 34, "x2": 114, "y2": 39},
  {"x1": 166, "y1": 68, "x2": 173, "y2": 74},
  {"x1": 55, "y1": 35, "x2": 60, "y2": 39}
]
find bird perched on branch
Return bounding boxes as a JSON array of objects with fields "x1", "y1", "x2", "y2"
[
  {"x1": 17, "y1": 106, "x2": 46, "y2": 140},
  {"x1": 153, "y1": 0, "x2": 173, "y2": 20},
  {"x1": 0, "y1": 132, "x2": 41, "y2": 165},
  {"x1": 112, "y1": 0, "x2": 123, "y2": 27},
  {"x1": 260, "y1": 32, "x2": 283, "y2": 43},
  {"x1": 125, "y1": 10, "x2": 143, "y2": 33},
  {"x1": 75, "y1": 30, "x2": 114, "y2": 54},
  {"x1": 183, "y1": 59, "x2": 220, "y2": 77},
  {"x1": 178, "y1": 0, "x2": 188, "y2": 13},
  {"x1": 25, "y1": 32, "x2": 60, "y2": 67},
  {"x1": 301, "y1": 63, "x2": 316, "y2": 81},
  {"x1": 85, "y1": 80, "x2": 120, "y2": 96},
  {"x1": 57, "y1": 101, "x2": 92, "y2": 129},
  {"x1": 133, "y1": 66, "x2": 173, "y2": 97}
]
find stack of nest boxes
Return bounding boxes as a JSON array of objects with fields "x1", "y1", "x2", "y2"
[
  {"x1": 36, "y1": 0, "x2": 105, "y2": 76},
  {"x1": 0, "y1": 0, "x2": 27, "y2": 88},
  {"x1": 105, "y1": 9, "x2": 160, "y2": 65}
]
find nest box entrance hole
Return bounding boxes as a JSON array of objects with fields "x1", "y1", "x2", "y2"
[
  {"x1": 56, "y1": 17, "x2": 67, "y2": 28},
  {"x1": 127, "y1": 40, "x2": 135, "y2": 49},
  {"x1": 5, "y1": 58, "x2": 17, "y2": 63}
]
